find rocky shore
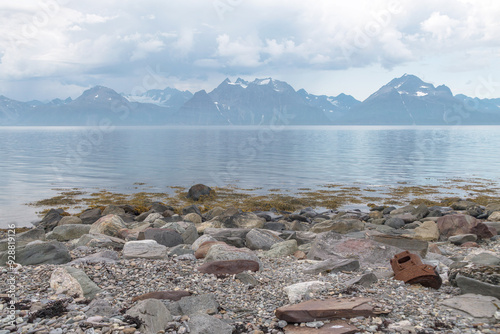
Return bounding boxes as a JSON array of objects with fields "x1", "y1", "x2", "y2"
[{"x1": 1, "y1": 184, "x2": 500, "y2": 334}]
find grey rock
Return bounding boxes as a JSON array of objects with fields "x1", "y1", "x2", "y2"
[
  {"x1": 163, "y1": 221, "x2": 199, "y2": 245},
  {"x1": 390, "y1": 213, "x2": 418, "y2": 224},
  {"x1": 49, "y1": 224, "x2": 91, "y2": 241},
  {"x1": 0, "y1": 241, "x2": 70, "y2": 266},
  {"x1": 79, "y1": 208, "x2": 102, "y2": 224},
  {"x1": 412, "y1": 204, "x2": 429, "y2": 220},
  {"x1": 203, "y1": 228, "x2": 250, "y2": 245},
  {"x1": 263, "y1": 222, "x2": 286, "y2": 231},
  {"x1": 182, "y1": 204, "x2": 202, "y2": 216},
  {"x1": 262, "y1": 239, "x2": 298, "y2": 258},
  {"x1": 345, "y1": 273, "x2": 378, "y2": 287},
  {"x1": 85, "y1": 298, "x2": 117, "y2": 317},
  {"x1": 89, "y1": 214, "x2": 127, "y2": 237},
  {"x1": 245, "y1": 229, "x2": 283, "y2": 250},
  {"x1": 448, "y1": 234, "x2": 477, "y2": 245},
  {"x1": 75, "y1": 233, "x2": 126, "y2": 250},
  {"x1": 390, "y1": 205, "x2": 415, "y2": 215},
  {"x1": 235, "y1": 272, "x2": 259, "y2": 286},
  {"x1": 144, "y1": 213, "x2": 163, "y2": 224},
  {"x1": 451, "y1": 200, "x2": 477, "y2": 210},
  {"x1": 37, "y1": 209, "x2": 63, "y2": 232},
  {"x1": 187, "y1": 184, "x2": 212, "y2": 201},
  {"x1": 151, "y1": 202, "x2": 172, "y2": 213},
  {"x1": 126, "y1": 299, "x2": 172, "y2": 334},
  {"x1": 369, "y1": 233, "x2": 428, "y2": 258},
  {"x1": 310, "y1": 219, "x2": 365, "y2": 234},
  {"x1": 191, "y1": 234, "x2": 217, "y2": 251},
  {"x1": 70, "y1": 250, "x2": 119, "y2": 264},
  {"x1": 143, "y1": 228, "x2": 184, "y2": 247},
  {"x1": 303, "y1": 258, "x2": 360, "y2": 275},
  {"x1": 384, "y1": 217, "x2": 405, "y2": 229},
  {"x1": 123, "y1": 240, "x2": 168, "y2": 259},
  {"x1": 65, "y1": 266, "x2": 102, "y2": 300},
  {"x1": 0, "y1": 228, "x2": 45, "y2": 252},
  {"x1": 440, "y1": 293, "x2": 500, "y2": 323},
  {"x1": 102, "y1": 205, "x2": 125, "y2": 216},
  {"x1": 58, "y1": 216, "x2": 83, "y2": 225},
  {"x1": 168, "y1": 244, "x2": 194, "y2": 257},
  {"x1": 204, "y1": 244, "x2": 260, "y2": 265},
  {"x1": 468, "y1": 252, "x2": 500, "y2": 266},
  {"x1": 187, "y1": 314, "x2": 232, "y2": 334},
  {"x1": 221, "y1": 212, "x2": 265, "y2": 229},
  {"x1": 176, "y1": 293, "x2": 219, "y2": 316},
  {"x1": 456, "y1": 275, "x2": 500, "y2": 299}
]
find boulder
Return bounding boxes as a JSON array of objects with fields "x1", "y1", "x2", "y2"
[
  {"x1": 203, "y1": 207, "x2": 225, "y2": 220},
  {"x1": 171, "y1": 294, "x2": 219, "y2": 316},
  {"x1": 183, "y1": 213, "x2": 202, "y2": 225},
  {"x1": 412, "y1": 204, "x2": 429, "y2": 219},
  {"x1": 448, "y1": 234, "x2": 477, "y2": 245},
  {"x1": 1, "y1": 241, "x2": 71, "y2": 266},
  {"x1": 369, "y1": 233, "x2": 428, "y2": 258},
  {"x1": 275, "y1": 297, "x2": 377, "y2": 323},
  {"x1": 262, "y1": 240, "x2": 298, "y2": 258},
  {"x1": 437, "y1": 214, "x2": 478, "y2": 239},
  {"x1": 303, "y1": 259, "x2": 360, "y2": 275},
  {"x1": 102, "y1": 205, "x2": 125, "y2": 216},
  {"x1": 187, "y1": 184, "x2": 212, "y2": 201},
  {"x1": 197, "y1": 259, "x2": 260, "y2": 275},
  {"x1": 123, "y1": 240, "x2": 168, "y2": 259},
  {"x1": 187, "y1": 314, "x2": 232, "y2": 334},
  {"x1": 75, "y1": 233, "x2": 126, "y2": 250},
  {"x1": 390, "y1": 205, "x2": 415, "y2": 215},
  {"x1": 50, "y1": 267, "x2": 84, "y2": 298},
  {"x1": 471, "y1": 222, "x2": 497, "y2": 239},
  {"x1": 221, "y1": 212, "x2": 265, "y2": 229},
  {"x1": 245, "y1": 229, "x2": 283, "y2": 250},
  {"x1": 132, "y1": 290, "x2": 191, "y2": 303},
  {"x1": 182, "y1": 204, "x2": 202, "y2": 216},
  {"x1": 162, "y1": 221, "x2": 199, "y2": 245},
  {"x1": 0, "y1": 228, "x2": 45, "y2": 252},
  {"x1": 203, "y1": 228, "x2": 250, "y2": 247},
  {"x1": 143, "y1": 228, "x2": 184, "y2": 247},
  {"x1": 487, "y1": 211, "x2": 500, "y2": 221},
  {"x1": 194, "y1": 241, "x2": 226, "y2": 259},
  {"x1": 37, "y1": 209, "x2": 63, "y2": 232},
  {"x1": 65, "y1": 266, "x2": 102, "y2": 299},
  {"x1": 89, "y1": 215, "x2": 127, "y2": 238},
  {"x1": 451, "y1": 200, "x2": 476, "y2": 210},
  {"x1": 144, "y1": 213, "x2": 164, "y2": 224},
  {"x1": 310, "y1": 219, "x2": 364, "y2": 234},
  {"x1": 390, "y1": 213, "x2": 418, "y2": 224},
  {"x1": 70, "y1": 250, "x2": 119, "y2": 264},
  {"x1": 345, "y1": 273, "x2": 378, "y2": 288},
  {"x1": 283, "y1": 281, "x2": 328, "y2": 303},
  {"x1": 468, "y1": 252, "x2": 500, "y2": 266},
  {"x1": 413, "y1": 221, "x2": 439, "y2": 241},
  {"x1": 79, "y1": 208, "x2": 102, "y2": 224},
  {"x1": 384, "y1": 217, "x2": 405, "y2": 229},
  {"x1": 49, "y1": 224, "x2": 91, "y2": 241},
  {"x1": 191, "y1": 234, "x2": 217, "y2": 251},
  {"x1": 58, "y1": 216, "x2": 83, "y2": 226},
  {"x1": 126, "y1": 299, "x2": 172, "y2": 334},
  {"x1": 204, "y1": 243, "x2": 260, "y2": 266}
]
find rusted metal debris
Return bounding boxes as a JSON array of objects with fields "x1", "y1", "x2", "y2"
[{"x1": 390, "y1": 251, "x2": 442, "y2": 289}]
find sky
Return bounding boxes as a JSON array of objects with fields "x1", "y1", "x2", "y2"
[{"x1": 1, "y1": 0, "x2": 499, "y2": 102}]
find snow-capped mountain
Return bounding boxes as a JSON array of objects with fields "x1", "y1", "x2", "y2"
[{"x1": 125, "y1": 87, "x2": 193, "y2": 109}]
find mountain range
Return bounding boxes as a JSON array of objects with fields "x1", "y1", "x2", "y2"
[{"x1": 1, "y1": 74, "x2": 499, "y2": 126}]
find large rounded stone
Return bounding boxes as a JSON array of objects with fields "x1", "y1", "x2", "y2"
[
  {"x1": 126, "y1": 299, "x2": 172, "y2": 334},
  {"x1": 263, "y1": 240, "x2": 298, "y2": 258},
  {"x1": 221, "y1": 212, "x2": 265, "y2": 229},
  {"x1": 187, "y1": 184, "x2": 212, "y2": 201},
  {"x1": 437, "y1": 214, "x2": 478, "y2": 239},
  {"x1": 50, "y1": 224, "x2": 91, "y2": 241},
  {"x1": 204, "y1": 243, "x2": 260, "y2": 266},
  {"x1": 384, "y1": 217, "x2": 405, "y2": 229},
  {"x1": 89, "y1": 215, "x2": 127, "y2": 238},
  {"x1": 79, "y1": 208, "x2": 102, "y2": 224},
  {"x1": 143, "y1": 228, "x2": 184, "y2": 247},
  {"x1": 1, "y1": 241, "x2": 71, "y2": 266},
  {"x1": 58, "y1": 216, "x2": 83, "y2": 226},
  {"x1": 102, "y1": 205, "x2": 126, "y2": 216},
  {"x1": 310, "y1": 219, "x2": 364, "y2": 234},
  {"x1": 414, "y1": 221, "x2": 439, "y2": 241},
  {"x1": 123, "y1": 240, "x2": 168, "y2": 259},
  {"x1": 245, "y1": 229, "x2": 283, "y2": 250}
]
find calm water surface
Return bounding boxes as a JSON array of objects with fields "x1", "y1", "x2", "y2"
[{"x1": 1, "y1": 126, "x2": 499, "y2": 226}]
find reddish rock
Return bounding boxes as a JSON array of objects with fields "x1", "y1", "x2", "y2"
[
  {"x1": 461, "y1": 241, "x2": 480, "y2": 248},
  {"x1": 131, "y1": 290, "x2": 191, "y2": 303},
  {"x1": 470, "y1": 222, "x2": 497, "y2": 239},
  {"x1": 437, "y1": 214, "x2": 478, "y2": 239},
  {"x1": 275, "y1": 297, "x2": 377, "y2": 323},
  {"x1": 117, "y1": 228, "x2": 140, "y2": 241},
  {"x1": 293, "y1": 250, "x2": 307, "y2": 260},
  {"x1": 284, "y1": 320, "x2": 358, "y2": 333},
  {"x1": 194, "y1": 241, "x2": 227, "y2": 259},
  {"x1": 196, "y1": 259, "x2": 259, "y2": 276},
  {"x1": 428, "y1": 243, "x2": 442, "y2": 255}
]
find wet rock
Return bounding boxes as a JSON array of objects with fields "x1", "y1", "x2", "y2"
[
  {"x1": 131, "y1": 290, "x2": 192, "y2": 303},
  {"x1": 79, "y1": 208, "x2": 102, "y2": 224},
  {"x1": 440, "y1": 293, "x2": 500, "y2": 323},
  {"x1": 437, "y1": 214, "x2": 478, "y2": 239},
  {"x1": 384, "y1": 217, "x2": 405, "y2": 229},
  {"x1": 456, "y1": 275, "x2": 500, "y2": 299},
  {"x1": 245, "y1": 229, "x2": 283, "y2": 250},
  {"x1": 284, "y1": 281, "x2": 328, "y2": 303},
  {"x1": 197, "y1": 259, "x2": 260, "y2": 275},
  {"x1": 0, "y1": 228, "x2": 45, "y2": 251},
  {"x1": 89, "y1": 214, "x2": 127, "y2": 238},
  {"x1": 126, "y1": 299, "x2": 172, "y2": 334},
  {"x1": 182, "y1": 204, "x2": 202, "y2": 216},
  {"x1": 448, "y1": 234, "x2": 477, "y2": 245},
  {"x1": 303, "y1": 259, "x2": 360, "y2": 275},
  {"x1": 1, "y1": 241, "x2": 71, "y2": 266},
  {"x1": 221, "y1": 212, "x2": 265, "y2": 229},
  {"x1": 262, "y1": 239, "x2": 298, "y2": 258},
  {"x1": 275, "y1": 297, "x2": 377, "y2": 323},
  {"x1": 187, "y1": 314, "x2": 232, "y2": 334},
  {"x1": 57, "y1": 216, "x2": 82, "y2": 226},
  {"x1": 49, "y1": 224, "x2": 91, "y2": 241},
  {"x1": 37, "y1": 209, "x2": 64, "y2": 232},
  {"x1": 123, "y1": 240, "x2": 168, "y2": 259},
  {"x1": 143, "y1": 228, "x2": 184, "y2": 247},
  {"x1": 187, "y1": 184, "x2": 212, "y2": 201}
]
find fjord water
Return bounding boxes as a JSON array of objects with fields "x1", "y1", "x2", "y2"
[{"x1": 1, "y1": 125, "x2": 499, "y2": 227}]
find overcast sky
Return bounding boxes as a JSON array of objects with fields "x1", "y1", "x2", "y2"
[{"x1": 1, "y1": 0, "x2": 499, "y2": 102}]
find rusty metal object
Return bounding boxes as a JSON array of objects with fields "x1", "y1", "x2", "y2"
[{"x1": 390, "y1": 251, "x2": 442, "y2": 289}]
